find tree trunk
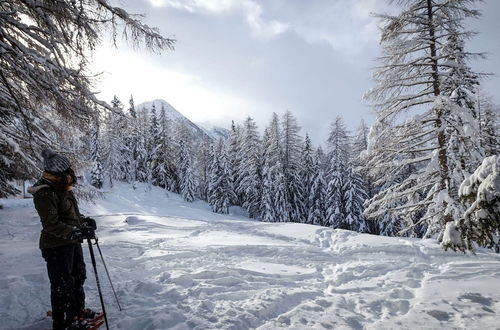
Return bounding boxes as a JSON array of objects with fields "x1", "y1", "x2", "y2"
[{"x1": 427, "y1": 0, "x2": 449, "y2": 194}]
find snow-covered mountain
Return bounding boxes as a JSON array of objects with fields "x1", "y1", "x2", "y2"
[
  {"x1": 196, "y1": 121, "x2": 231, "y2": 140},
  {"x1": 137, "y1": 99, "x2": 229, "y2": 141}
]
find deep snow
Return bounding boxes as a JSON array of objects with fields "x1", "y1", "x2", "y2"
[{"x1": 1, "y1": 183, "x2": 499, "y2": 330}]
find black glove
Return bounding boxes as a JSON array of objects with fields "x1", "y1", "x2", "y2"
[
  {"x1": 81, "y1": 216, "x2": 97, "y2": 230},
  {"x1": 81, "y1": 225, "x2": 96, "y2": 239},
  {"x1": 69, "y1": 228, "x2": 85, "y2": 241},
  {"x1": 69, "y1": 226, "x2": 95, "y2": 241}
]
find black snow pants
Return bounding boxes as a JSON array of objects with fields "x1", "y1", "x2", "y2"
[{"x1": 41, "y1": 243, "x2": 86, "y2": 330}]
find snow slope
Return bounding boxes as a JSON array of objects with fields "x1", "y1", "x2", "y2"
[{"x1": 1, "y1": 183, "x2": 500, "y2": 330}]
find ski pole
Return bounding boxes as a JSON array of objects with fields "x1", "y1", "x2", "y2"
[
  {"x1": 95, "y1": 239, "x2": 123, "y2": 311},
  {"x1": 87, "y1": 237, "x2": 110, "y2": 330}
]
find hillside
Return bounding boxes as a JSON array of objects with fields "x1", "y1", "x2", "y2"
[
  {"x1": 0, "y1": 183, "x2": 499, "y2": 329},
  {"x1": 137, "y1": 99, "x2": 230, "y2": 141}
]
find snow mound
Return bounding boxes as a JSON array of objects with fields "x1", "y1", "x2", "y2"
[{"x1": 124, "y1": 216, "x2": 142, "y2": 225}]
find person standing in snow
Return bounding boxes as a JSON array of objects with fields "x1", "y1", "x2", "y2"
[{"x1": 28, "y1": 149, "x2": 97, "y2": 330}]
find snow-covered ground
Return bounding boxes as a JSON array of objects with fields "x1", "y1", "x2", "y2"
[{"x1": 1, "y1": 183, "x2": 499, "y2": 330}]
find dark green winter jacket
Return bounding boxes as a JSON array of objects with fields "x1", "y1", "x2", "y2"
[{"x1": 29, "y1": 179, "x2": 83, "y2": 249}]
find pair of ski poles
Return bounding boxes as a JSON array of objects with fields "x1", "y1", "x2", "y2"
[{"x1": 86, "y1": 233, "x2": 122, "y2": 330}]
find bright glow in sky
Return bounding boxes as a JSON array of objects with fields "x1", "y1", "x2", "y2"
[{"x1": 92, "y1": 45, "x2": 257, "y2": 124}]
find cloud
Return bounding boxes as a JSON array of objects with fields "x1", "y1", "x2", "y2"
[
  {"x1": 242, "y1": 1, "x2": 289, "y2": 39},
  {"x1": 147, "y1": 0, "x2": 288, "y2": 39}
]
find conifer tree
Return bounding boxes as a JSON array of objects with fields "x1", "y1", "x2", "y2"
[
  {"x1": 307, "y1": 148, "x2": 327, "y2": 226},
  {"x1": 197, "y1": 137, "x2": 212, "y2": 201},
  {"x1": 238, "y1": 117, "x2": 261, "y2": 218},
  {"x1": 127, "y1": 95, "x2": 139, "y2": 186},
  {"x1": 479, "y1": 96, "x2": 500, "y2": 157},
  {"x1": 301, "y1": 134, "x2": 316, "y2": 222},
  {"x1": 325, "y1": 169, "x2": 344, "y2": 228},
  {"x1": 208, "y1": 139, "x2": 233, "y2": 213},
  {"x1": 179, "y1": 138, "x2": 196, "y2": 202},
  {"x1": 228, "y1": 121, "x2": 243, "y2": 205},
  {"x1": 90, "y1": 125, "x2": 104, "y2": 189},
  {"x1": 365, "y1": 0, "x2": 486, "y2": 238},
  {"x1": 261, "y1": 114, "x2": 290, "y2": 222},
  {"x1": 104, "y1": 96, "x2": 129, "y2": 186},
  {"x1": 458, "y1": 155, "x2": 500, "y2": 251},
  {"x1": 325, "y1": 117, "x2": 350, "y2": 228},
  {"x1": 281, "y1": 111, "x2": 305, "y2": 222},
  {"x1": 343, "y1": 167, "x2": 368, "y2": 232}
]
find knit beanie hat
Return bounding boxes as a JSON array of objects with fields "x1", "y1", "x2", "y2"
[{"x1": 41, "y1": 149, "x2": 71, "y2": 173}]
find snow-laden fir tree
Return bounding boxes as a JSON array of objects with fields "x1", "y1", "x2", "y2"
[
  {"x1": 301, "y1": 134, "x2": 316, "y2": 222},
  {"x1": 343, "y1": 167, "x2": 368, "y2": 232},
  {"x1": 456, "y1": 155, "x2": 500, "y2": 251},
  {"x1": 0, "y1": 0, "x2": 174, "y2": 197},
  {"x1": 307, "y1": 148, "x2": 327, "y2": 226},
  {"x1": 479, "y1": 96, "x2": 500, "y2": 157},
  {"x1": 281, "y1": 111, "x2": 305, "y2": 222},
  {"x1": 260, "y1": 128, "x2": 275, "y2": 222},
  {"x1": 149, "y1": 104, "x2": 161, "y2": 186},
  {"x1": 237, "y1": 117, "x2": 262, "y2": 218},
  {"x1": 327, "y1": 116, "x2": 350, "y2": 172},
  {"x1": 179, "y1": 138, "x2": 196, "y2": 202},
  {"x1": 196, "y1": 137, "x2": 212, "y2": 201},
  {"x1": 325, "y1": 169, "x2": 344, "y2": 228},
  {"x1": 261, "y1": 114, "x2": 290, "y2": 222},
  {"x1": 364, "y1": 0, "x2": 486, "y2": 239},
  {"x1": 208, "y1": 139, "x2": 233, "y2": 214},
  {"x1": 228, "y1": 121, "x2": 243, "y2": 205},
  {"x1": 103, "y1": 96, "x2": 130, "y2": 187},
  {"x1": 156, "y1": 104, "x2": 177, "y2": 191},
  {"x1": 127, "y1": 95, "x2": 140, "y2": 186},
  {"x1": 90, "y1": 125, "x2": 104, "y2": 189},
  {"x1": 325, "y1": 117, "x2": 350, "y2": 228},
  {"x1": 135, "y1": 108, "x2": 151, "y2": 184},
  {"x1": 352, "y1": 120, "x2": 373, "y2": 198}
]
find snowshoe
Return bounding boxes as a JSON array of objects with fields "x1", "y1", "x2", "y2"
[{"x1": 46, "y1": 310, "x2": 105, "y2": 329}]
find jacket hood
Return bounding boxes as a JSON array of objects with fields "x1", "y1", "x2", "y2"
[{"x1": 27, "y1": 180, "x2": 51, "y2": 195}]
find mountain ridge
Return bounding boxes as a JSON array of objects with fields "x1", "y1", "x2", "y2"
[{"x1": 137, "y1": 99, "x2": 230, "y2": 141}]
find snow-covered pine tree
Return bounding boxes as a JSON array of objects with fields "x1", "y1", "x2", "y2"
[
  {"x1": 135, "y1": 107, "x2": 151, "y2": 184},
  {"x1": 127, "y1": 95, "x2": 140, "y2": 186},
  {"x1": 351, "y1": 120, "x2": 376, "y2": 233},
  {"x1": 155, "y1": 104, "x2": 176, "y2": 191},
  {"x1": 149, "y1": 104, "x2": 161, "y2": 186},
  {"x1": 90, "y1": 125, "x2": 104, "y2": 189},
  {"x1": 179, "y1": 138, "x2": 196, "y2": 202},
  {"x1": 325, "y1": 117, "x2": 350, "y2": 228},
  {"x1": 196, "y1": 137, "x2": 212, "y2": 201},
  {"x1": 307, "y1": 148, "x2": 327, "y2": 226},
  {"x1": 301, "y1": 134, "x2": 316, "y2": 223},
  {"x1": 325, "y1": 169, "x2": 344, "y2": 228},
  {"x1": 104, "y1": 96, "x2": 129, "y2": 187},
  {"x1": 457, "y1": 155, "x2": 500, "y2": 251},
  {"x1": 365, "y1": 0, "x2": 486, "y2": 238},
  {"x1": 237, "y1": 117, "x2": 262, "y2": 218},
  {"x1": 479, "y1": 96, "x2": 500, "y2": 157},
  {"x1": 352, "y1": 120, "x2": 373, "y2": 198},
  {"x1": 281, "y1": 111, "x2": 305, "y2": 222},
  {"x1": 0, "y1": 0, "x2": 174, "y2": 197},
  {"x1": 208, "y1": 139, "x2": 233, "y2": 213},
  {"x1": 260, "y1": 128, "x2": 275, "y2": 222},
  {"x1": 228, "y1": 121, "x2": 243, "y2": 205},
  {"x1": 343, "y1": 167, "x2": 368, "y2": 232},
  {"x1": 261, "y1": 114, "x2": 290, "y2": 222}
]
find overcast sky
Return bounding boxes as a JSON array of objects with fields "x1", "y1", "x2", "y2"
[{"x1": 92, "y1": 0, "x2": 500, "y2": 144}]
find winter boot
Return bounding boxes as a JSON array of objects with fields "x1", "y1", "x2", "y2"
[{"x1": 78, "y1": 308, "x2": 97, "y2": 320}]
